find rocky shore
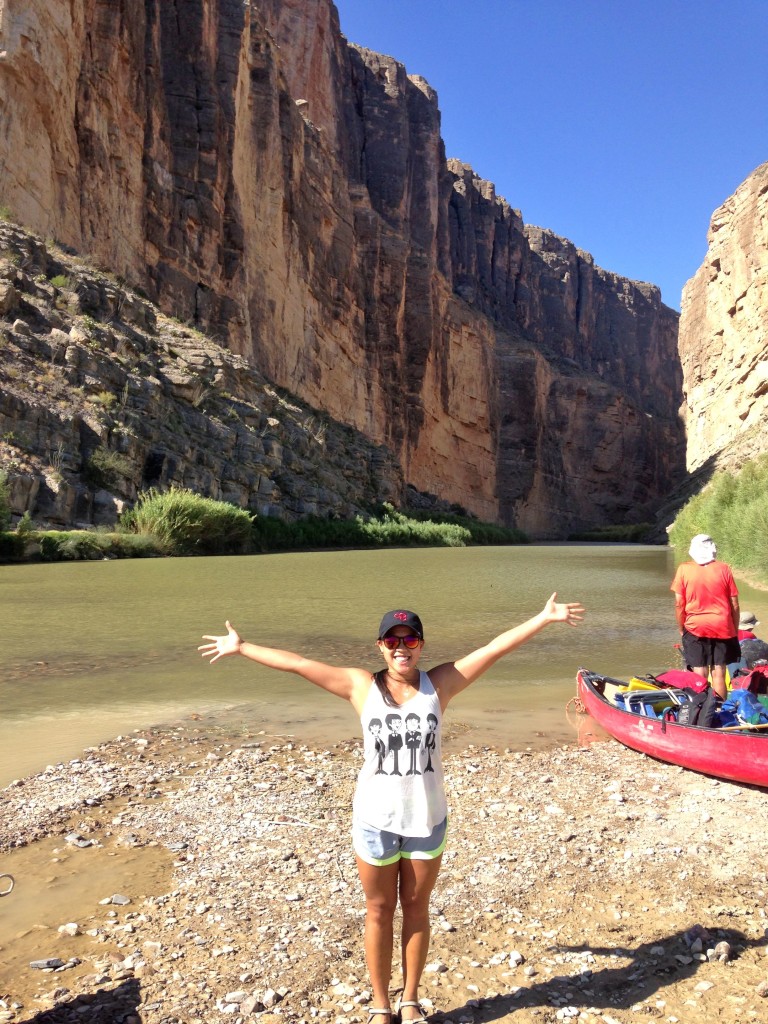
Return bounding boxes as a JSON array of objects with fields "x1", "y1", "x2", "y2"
[{"x1": 2, "y1": 719, "x2": 768, "y2": 1024}]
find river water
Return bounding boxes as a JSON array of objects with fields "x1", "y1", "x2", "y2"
[{"x1": 3, "y1": 545, "x2": 767, "y2": 788}]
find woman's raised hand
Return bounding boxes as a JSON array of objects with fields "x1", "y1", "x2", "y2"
[
  {"x1": 199, "y1": 620, "x2": 242, "y2": 663},
  {"x1": 543, "y1": 592, "x2": 585, "y2": 627}
]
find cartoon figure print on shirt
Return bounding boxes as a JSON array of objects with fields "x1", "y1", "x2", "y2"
[
  {"x1": 386, "y1": 713, "x2": 403, "y2": 775},
  {"x1": 372, "y1": 711, "x2": 436, "y2": 775},
  {"x1": 405, "y1": 712, "x2": 421, "y2": 775},
  {"x1": 369, "y1": 719, "x2": 387, "y2": 774},
  {"x1": 423, "y1": 712, "x2": 437, "y2": 772}
]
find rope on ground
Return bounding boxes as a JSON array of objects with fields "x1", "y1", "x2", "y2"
[{"x1": 0, "y1": 873, "x2": 14, "y2": 897}]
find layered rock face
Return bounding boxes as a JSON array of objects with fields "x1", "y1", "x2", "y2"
[
  {"x1": 0, "y1": 0, "x2": 684, "y2": 535},
  {"x1": 678, "y1": 162, "x2": 768, "y2": 473},
  {"x1": 0, "y1": 224, "x2": 404, "y2": 528}
]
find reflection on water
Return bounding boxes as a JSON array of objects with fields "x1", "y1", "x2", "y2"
[{"x1": 3, "y1": 545, "x2": 767, "y2": 786}]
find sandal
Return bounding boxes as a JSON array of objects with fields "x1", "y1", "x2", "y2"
[
  {"x1": 397, "y1": 1001, "x2": 429, "y2": 1024},
  {"x1": 367, "y1": 1010, "x2": 393, "y2": 1024}
]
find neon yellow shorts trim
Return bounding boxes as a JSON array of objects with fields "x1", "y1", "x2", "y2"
[{"x1": 352, "y1": 815, "x2": 448, "y2": 866}]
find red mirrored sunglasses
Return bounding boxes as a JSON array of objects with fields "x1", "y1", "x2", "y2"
[{"x1": 380, "y1": 635, "x2": 421, "y2": 650}]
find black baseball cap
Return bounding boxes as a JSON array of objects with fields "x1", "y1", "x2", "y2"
[{"x1": 378, "y1": 609, "x2": 424, "y2": 639}]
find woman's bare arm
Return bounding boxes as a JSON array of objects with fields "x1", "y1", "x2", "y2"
[
  {"x1": 429, "y1": 593, "x2": 585, "y2": 706},
  {"x1": 199, "y1": 621, "x2": 371, "y2": 703}
]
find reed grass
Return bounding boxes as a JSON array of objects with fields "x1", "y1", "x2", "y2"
[
  {"x1": 120, "y1": 488, "x2": 254, "y2": 555},
  {"x1": 668, "y1": 454, "x2": 768, "y2": 580}
]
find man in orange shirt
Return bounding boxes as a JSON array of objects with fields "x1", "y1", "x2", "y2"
[{"x1": 671, "y1": 534, "x2": 740, "y2": 699}]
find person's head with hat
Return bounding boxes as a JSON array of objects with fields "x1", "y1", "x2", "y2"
[
  {"x1": 376, "y1": 609, "x2": 425, "y2": 674},
  {"x1": 688, "y1": 533, "x2": 717, "y2": 565},
  {"x1": 377, "y1": 609, "x2": 424, "y2": 641},
  {"x1": 739, "y1": 611, "x2": 760, "y2": 638}
]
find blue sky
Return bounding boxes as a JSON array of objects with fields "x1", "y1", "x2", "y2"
[{"x1": 333, "y1": 1, "x2": 768, "y2": 311}]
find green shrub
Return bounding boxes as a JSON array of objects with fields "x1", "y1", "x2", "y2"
[
  {"x1": 121, "y1": 488, "x2": 254, "y2": 555},
  {"x1": 357, "y1": 505, "x2": 471, "y2": 547},
  {"x1": 0, "y1": 531, "x2": 24, "y2": 560},
  {"x1": 36, "y1": 529, "x2": 161, "y2": 561},
  {"x1": 404, "y1": 507, "x2": 527, "y2": 545},
  {"x1": 39, "y1": 531, "x2": 101, "y2": 561},
  {"x1": 249, "y1": 503, "x2": 525, "y2": 553},
  {"x1": 251, "y1": 514, "x2": 369, "y2": 552},
  {"x1": 49, "y1": 274, "x2": 73, "y2": 289},
  {"x1": 84, "y1": 446, "x2": 133, "y2": 490},
  {"x1": 16, "y1": 510, "x2": 34, "y2": 536},
  {"x1": 668, "y1": 454, "x2": 768, "y2": 580},
  {"x1": 90, "y1": 390, "x2": 118, "y2": 410}
]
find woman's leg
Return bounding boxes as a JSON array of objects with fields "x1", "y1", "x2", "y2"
[
  {"x1": 397, "y1": 854, "x2": 443, "y2": 1018},
  {"x1": 356, "y1": 855, "x2": 401, "y2": 1020}
]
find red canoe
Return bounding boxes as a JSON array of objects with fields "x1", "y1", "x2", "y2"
[{"x1": 576, "y1": 668, "x2": 768, "y2": 787}]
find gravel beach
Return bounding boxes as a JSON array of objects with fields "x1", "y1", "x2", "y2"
[{"x1": 1, "y1": 713, "x2": 768, "y2": 1024}]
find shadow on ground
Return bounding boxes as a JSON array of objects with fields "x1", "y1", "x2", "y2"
[
  {"x1": 16, "y1": 979, "x2": 142, "y2": 1023},
  {"x1": 434, "y1": 925, "x2": 764, "y2": 1020}
]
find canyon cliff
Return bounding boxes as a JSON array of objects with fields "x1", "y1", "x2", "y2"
[
  {"x1": 678, "y1": 161, "x2": 768, "y2": 476},
  {"x1": 0, "y1": 0, "x2": 684, "y2": 537}
]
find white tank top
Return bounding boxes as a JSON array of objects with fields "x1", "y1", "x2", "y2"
[{"x1": 353, "y1": 670, "x2": 446, "y2": 836}]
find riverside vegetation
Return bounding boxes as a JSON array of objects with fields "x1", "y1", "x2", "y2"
[
  {"x1": 667, "y1": 453, "x2": 768, "y2": 580},
  {"x1": 4, "y1": 454, "x2": 768, "y2": 574},
  {"x1": 0, "y1": 482, "x2": 526, "y2": 562},
  {"x1": 569, "y1": 454, "x2": 768, "y2": 587},
  {"x1": 4, "y1": 451, "x2": 768, "y2": 573}
]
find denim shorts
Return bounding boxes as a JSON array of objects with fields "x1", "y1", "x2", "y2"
[{"x1": 352, "y1": 815, "x2": 448, "y2": 867}]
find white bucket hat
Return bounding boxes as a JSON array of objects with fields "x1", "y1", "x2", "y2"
[{"x1": 689, "y1": 534, "x2": 717, "y2": 565}]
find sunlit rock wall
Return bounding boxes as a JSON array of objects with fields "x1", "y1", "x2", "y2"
[
  {"x1": 679, "y1": 161, "x2": 768, "y2": 473},
  {"x1": 0, "y1": 0, "x2": 684, "y2": 535}
]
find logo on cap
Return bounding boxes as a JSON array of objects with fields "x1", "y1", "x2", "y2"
[{"x1": 394, "y1": 611, "x2": 408, "y2": 622}]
